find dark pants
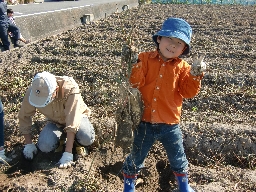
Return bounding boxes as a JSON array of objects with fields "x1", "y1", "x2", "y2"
[
  {"x1": 0, "y1": 99, "x2": 4, "y2": 147},
  {"x1": 0, "y1": 21, "x2": 20, "y2": 50}
]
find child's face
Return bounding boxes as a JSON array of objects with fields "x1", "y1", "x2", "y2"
[
  {"x1": 157, "y1": 36, "x2": 186, "y2": 60},
  {"x1": 7, "y1": 12, "x2": 13, "y2": 17}
]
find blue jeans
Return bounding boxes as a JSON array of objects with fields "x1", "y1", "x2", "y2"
[
  {"x1": 37, "y1": 116, "x2": 95, "y2": 152},
  {"x1": 123, "y1": 122, "x2": 188, "y2": 175},
  {"x1": 0, "y1": 99, "x2": 4, "y2": 147},
  {"x1": 0, "y1": 21, "x2": 20, "y2": 50}
]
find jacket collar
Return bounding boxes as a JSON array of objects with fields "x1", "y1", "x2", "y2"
[{"x1": 149, "y1": 49, "x2": 180, "y2": 63}]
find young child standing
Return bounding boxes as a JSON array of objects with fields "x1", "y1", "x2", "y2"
[{"x1": 122, "y1": 17, "x2": 206, "y2": 192}]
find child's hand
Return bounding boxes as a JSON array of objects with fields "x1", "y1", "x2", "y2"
[{"x1": 190, "y1": 55, "x2": 207, "y2": 76}]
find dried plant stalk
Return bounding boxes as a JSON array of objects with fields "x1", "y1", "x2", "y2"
[{"x1": 114, "y1": 32, "x2": 144, "y2": 154}]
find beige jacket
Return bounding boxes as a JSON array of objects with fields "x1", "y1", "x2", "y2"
[{"x1": 18, "y1": 76, "x2": 91, "y2": 134}]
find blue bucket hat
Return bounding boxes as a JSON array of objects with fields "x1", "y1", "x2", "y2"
[{"x1": 152, "y1": 17, "x2": 192, "y2": 55}]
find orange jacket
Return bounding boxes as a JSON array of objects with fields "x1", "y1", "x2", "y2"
[{"x1": 130, "y1": 50, "x2": 203, "y2": 124}]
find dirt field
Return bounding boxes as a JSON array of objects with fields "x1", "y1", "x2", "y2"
[{"x1": 0, "y1": 3, "x2": 255, "y2": 192}]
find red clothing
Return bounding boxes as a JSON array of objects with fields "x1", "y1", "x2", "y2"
[{"x1": 130, "y1": 50, "x2": 203, "y2": 124}]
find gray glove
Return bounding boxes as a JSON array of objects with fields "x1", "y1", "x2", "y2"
[
  {"x1": 58, "y1": 152, "x2": 75, "y2": 169},
  {"x1": 190, "y1": 55, "x2": 207, "y2": 76},
  {"x1": 23, "y1": 143, "x2": 38, "y2": 160},
  {"x1": 0, "y1": 149, "x2": 11, "y2": 164}
]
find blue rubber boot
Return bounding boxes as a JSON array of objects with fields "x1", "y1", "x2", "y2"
[
  {"x1": 174, "y1": 172, "x2": 195, "y2": 192},
  {"x1": 123, "y1": 173, "x2": 136, "y2": 192}
]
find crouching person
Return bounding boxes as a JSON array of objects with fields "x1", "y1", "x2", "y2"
[{"x1": 18, "y1": 71, "x2": 95, "y2": 169}]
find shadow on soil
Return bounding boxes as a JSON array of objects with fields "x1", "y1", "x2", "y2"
[
  {"x1": 99, "y1": 161, "x2": 123, "y2": 179},
  {"x1": 5, "y1": 148, "x2": 62, "y2": 175}
]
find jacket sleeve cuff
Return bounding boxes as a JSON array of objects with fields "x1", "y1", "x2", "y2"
[
  {"x1": 190, "y1": 72, "x2": 204, "y2": 81},
  {"x1": 64, "y1": 127, "x2": 78, "y2": 134}
]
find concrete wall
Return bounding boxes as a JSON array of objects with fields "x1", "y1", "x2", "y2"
[{"x1": 14, "y1": 0, "x2": 138, "y2": 42}]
